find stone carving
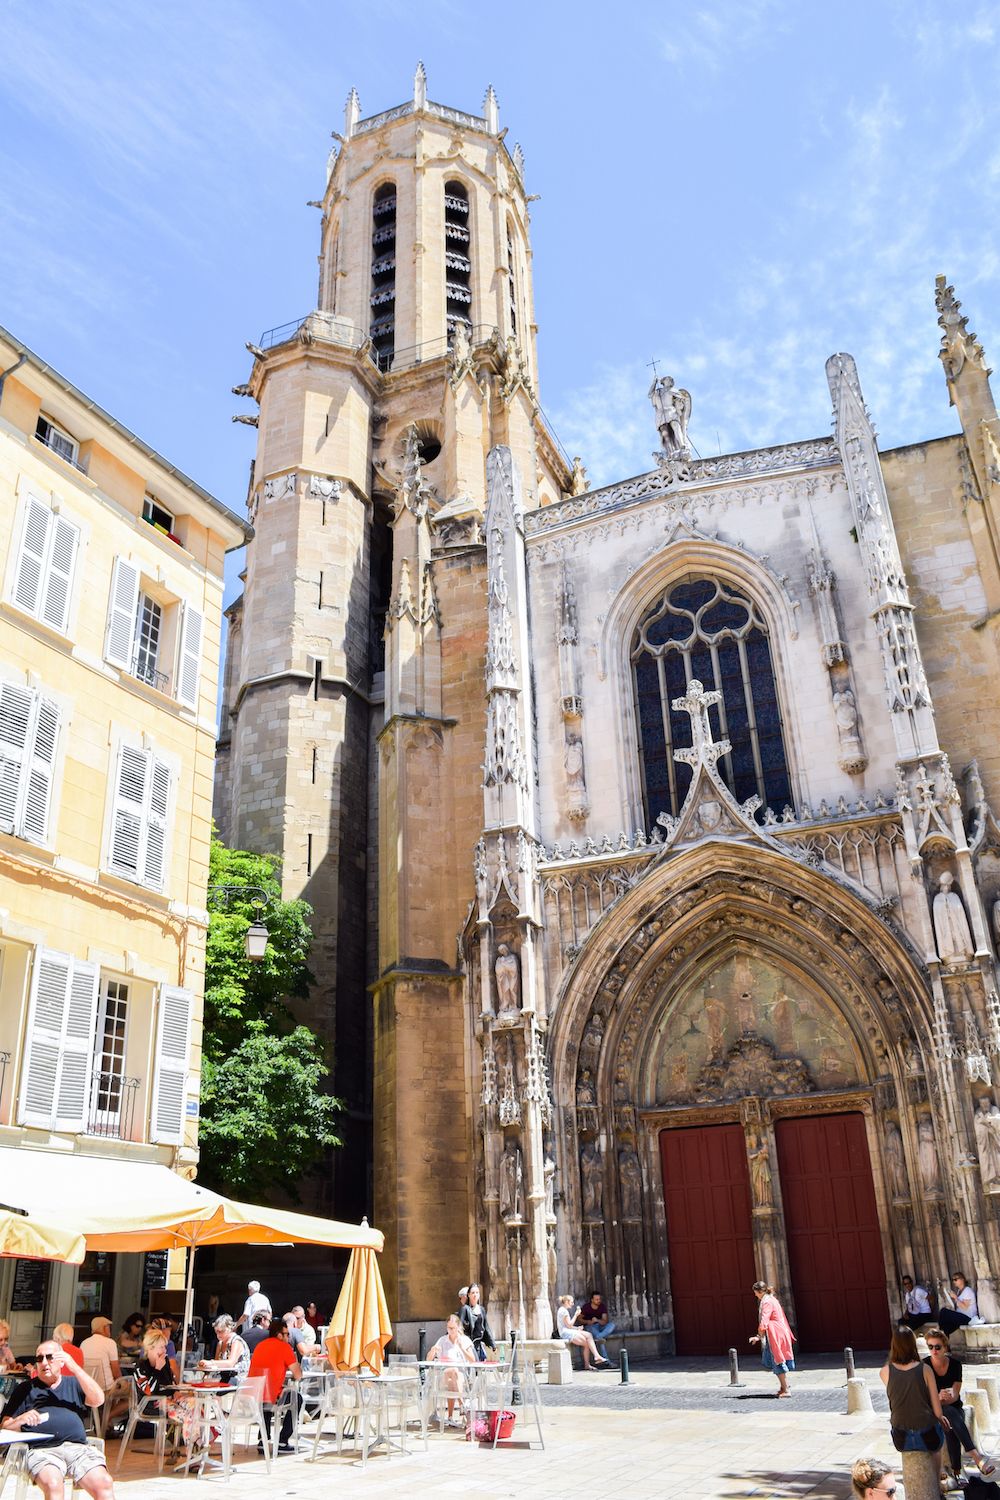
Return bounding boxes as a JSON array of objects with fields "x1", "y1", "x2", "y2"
[
  {"x1": 747, "y1": 1133, "x2": 773, "y2": 1211},
  {"x1": 933, "y1": 872, "x2": 975, "y2": 966},
  {"x1": 448, "y1": 319, "x2": 474, "y2": 386},
  {"x1": 569, "y1": 457, "x2": 589, "y2": 496},
  {"x1": 692, "y1": 1034, "x2": 815, "y2": 1105},
  {"x1": 308, "y1": 474, "x2": 341, "y2": 501},
  {"x1": 619, "y1": 1148, "x2": 642, "y2": 1220},
  {"x1": 917, "y1": 1117, "x2": 942, "y2": 1196},
  {"x1": 263, "y1": 471, "x2": 297, "y2": 502},
  {"x1": 833, "y1": 688, "x2": 867, "y2": 775},
  {"x1": 564, "y1": 737, "x2": 586, "y2": 800},
  {"x1": 543, "y1": 1150, "x2": 556, "y2": 1220},
  {"x1": 884, "y1": 1120, "x2": 908, "y2": 1202},
  {"x1": 975, "y1": 1096, "x2": 1000, "y2": 1193},
  {"x1": 494, "y1": 944, "x2": 521, "y2": 1019},
  {"x1": 649, "y1": 375, "x2": 692, "y2": 459},
  {"x1": 576, "y1": 1069, "x2": 599, "y2": 1134},
  {"x1": 500, "y1": 1139, "x2": 523, "y2": 1222},
  {"x1": 481, "y1": 1039, "x2": 498, "y2": 1120},
  {"x1": 936, "y1": 276, "x2": 989, "y2": 382},
  {"x1": 498, "y1": 1039, "x2": 519, "y2": 1126},
  {"x1": 581, "y1": 1141, "x2": 603, "y2": 1221}
]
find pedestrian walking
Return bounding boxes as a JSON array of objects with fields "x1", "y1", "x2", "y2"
[
  {"x1": 879, "y1": 1326, "x2": 949, "y2": 1488},
  {"x1": 459, "y1": 1284, "x2": 496, "y2": 1362},
  {"x1": 748, "y1": 1281, "x2": 795, "y2": 1397}
]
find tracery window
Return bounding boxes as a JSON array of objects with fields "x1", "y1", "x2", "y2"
[
  {"x1": 444, "y1": 180, "x2": 471, "y2": 340},
  {"x1": 370, "y1": 183, "x2": 396, "y2": 371},
  {"x1": 631, "y1": 577, "x2": 791, "y2": 823}
]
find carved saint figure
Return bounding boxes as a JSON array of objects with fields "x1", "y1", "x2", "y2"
[
  {"x1": 543, "y1": 1150, "x2": 556, "y2": 1219},
  {"x1": 884, "y1": 1120, "x2": 908, "y2": 1202},
  {"x1": 499, "y1": 1139, "x2": 523, "y2": 1222},
  {"x1": 450, "y1": 318, "x2": 470, "y2": 367},
  {"x1": 564, "y1": 738, "x2": 586, "y2": 793},
  {"x1": 581, "y1": 1141, "x2": 603, "y2": 1221},
  {"x1": 619, "y1": 1149, "x2": 642, "y2": 1220},
  {"x1": 975, "y1": 1095, "x2": 1000, "y2": 1193},
  {"x1": 832, "y1": 687, "x2": 865, "y2": 769},
  {"x1": 576, "y1": 1068, "x2": 596, "y2": 1107},
  {"x1": 569, "y1": 456, "x2": 589, "y2": 496},
  {"x1": 933, "y1": 872, "x2": 975, "y2": 966},
  {"x1": 648, "y1": 375, "x2": 692, "y2": 459},
  {"x1": 494, "y1": 943, "x2": 521, "y2": 1018},
  {"x1": 747, "y1": 1134, "x2": 773, "y2": 1210},
  {"x1": 917, "y1": 1117, "x2": 942, "y2": 1196}
]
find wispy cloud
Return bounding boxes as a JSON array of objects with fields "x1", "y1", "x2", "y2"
[{"x1": 657, "y1": 0, "x2": 785, "y2": 69}]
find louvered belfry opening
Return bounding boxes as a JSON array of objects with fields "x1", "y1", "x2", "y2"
[
  {"x1": 370, "y1": 182, "x2": 397, "y2": 372},
  {"x1": 506, "y1": 223, "x2": 518, "y2": 338},
  {"x1": 444, "y1": 180, "x2": 472, "y2": 342}
]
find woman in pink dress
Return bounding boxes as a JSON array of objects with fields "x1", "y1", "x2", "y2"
[{"x1": 749, "y1": 1280, "x2": 795, "y2": 1397}]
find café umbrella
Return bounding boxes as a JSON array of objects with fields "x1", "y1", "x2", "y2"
[{"x1": 325, "y1": 1246, "x2": 393, "y2": 1374}]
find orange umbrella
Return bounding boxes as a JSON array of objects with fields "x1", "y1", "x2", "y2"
[{"x1": 325, "y1": 1246, "x2": 393, "y2": 1373}]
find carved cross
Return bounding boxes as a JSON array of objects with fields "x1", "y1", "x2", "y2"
[{"x1": 671, "y1": 679, "x2": 731, "y2": 770}]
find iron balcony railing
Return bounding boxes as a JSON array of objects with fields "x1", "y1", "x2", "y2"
[
  {"x1": 131, "y1": 651, "x2": 170, "y2": 694},
  {"x1": 87, "y1": 1073, "x2": 141, "y2": 1141}
]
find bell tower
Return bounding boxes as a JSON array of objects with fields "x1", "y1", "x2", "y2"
[{"x1": 216, "y1": 67, "x2": 571, "y2": 1280}]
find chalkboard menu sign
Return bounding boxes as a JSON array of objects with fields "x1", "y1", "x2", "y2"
[
  {"x1": 11, "y1": 1259, "x2": 49, "y2": 1312},
  {"x1": 142, "y1": 1251, "x2": 169, "y2": 1296}
]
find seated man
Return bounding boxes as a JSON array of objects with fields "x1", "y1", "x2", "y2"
[
  {"x1": 248, "y1": 1320, "x2": 300, "y2": 1454},
  {"x1": 2, "y1": 1340, "x2": 113, "y2": 1500},
  {"x1": 244, "y1": 1310, "x2": 271, "y2": 1355},
  {"x1": 578, "y1": 1290, "x2": 616, "y2": 1358},
  {"x1": 900, "y1": 1275, "x2": 933, "y2": 1331},
  {"x1": 79, "y1": 1317, "x2": 120, "y2": 1390}
]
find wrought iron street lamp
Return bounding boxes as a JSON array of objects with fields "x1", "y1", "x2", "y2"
[{"x1": 206, "y1": 884, "x2": 273, "y2": 961}]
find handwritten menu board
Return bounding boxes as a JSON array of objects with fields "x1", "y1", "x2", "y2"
[
  {"x1": 11, "y1": 1259, "x2": 49, "y2": 1312},
  {"x1": 142, "y1": 1251, "x2": 170, "y2": 1296}
]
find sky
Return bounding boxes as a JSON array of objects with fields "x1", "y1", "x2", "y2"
[{"x1": 1, "y1": 0, "x2": 998, "y2": 611}]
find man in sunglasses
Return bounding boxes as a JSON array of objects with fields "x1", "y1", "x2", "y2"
[{"x1": 1, "y1": 1340, "x2": 114, "y2": 1498}]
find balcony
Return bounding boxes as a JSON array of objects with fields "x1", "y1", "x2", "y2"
[
  {"x1": 86, "y1": 1073, "x2": 141, "y2": 1141},
  {"x1": 131, "y1": 651, "x2": 170, "y2": 695}
]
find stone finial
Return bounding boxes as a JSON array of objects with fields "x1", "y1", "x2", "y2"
[
  {"x1": 512, "y1": 142, "x2": 526, "y2": 178},
  {"x1": 344, "y1": 88, "x2": 361, "y2": 139},
  {"x1": 671, "y1": 680, "x2": 730, "y2": 772},
  {"x1": 483, "y1": 83, "x2": 500, "y2": 133},
  {"x1": 936, "y1": 275, "x2": 990, "y2": 382},
  {"x1": 413, "y1": 61, "x2": 427, "y2": 109}
]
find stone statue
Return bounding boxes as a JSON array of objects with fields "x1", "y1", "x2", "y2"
[
  {"x1": 494, "y1": 943, "x2": 521, "y2": 1018},
  {"x1": 649, "y1": 375, "x2": 692, "y2": 459},
  {"x1": 564, "y1": 737, "x2": 586, "y2": 794},
  {"x1": 546, "y1": 1227, "x2": 557, "y2": 1289},
  {"x1": 832, "y1": 688, "x2": 866, "y2": 771},
  {"x1": 581, "y1": 1141, "x2": 603, "y2": 1221},
  {"x1": 975, "y1": 1095, "x2": 1000, "y2": 1193},
  {"x1": 917, "y1": 1117, "x2": 942, "y2": 1195},
  {"x1": 933, "y1": 872, "x2": 975, "y2": 965},
  {"x1": 619, "y1": 1149, "x2": 642, "y2": 1220},
  {"x1": 884, "y1": 1120, "x2": 908, "y2": 1201},
  {"x1": 747, "y1": 1134, "x2": 773, "y2": 1210},
  {"x1": 543, "y1": 1150, "x2": 556, "y2": 1219},
  {"x1": 569, "y1": 457, "x2": 589, "y2": 496},
  {"x1": 499, "y1": 1139, "x2": 523, "y2": 1221}
]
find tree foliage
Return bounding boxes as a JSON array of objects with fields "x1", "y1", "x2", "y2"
[{"x1": 197, "y1": 837, "x2": 341, "y2": 1198}]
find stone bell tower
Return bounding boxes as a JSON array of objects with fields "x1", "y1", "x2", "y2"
[{"x1": 216, "y1": 67, "x2": 571, "y2": 1269}]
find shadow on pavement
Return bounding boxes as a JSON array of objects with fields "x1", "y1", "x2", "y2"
[{"x1": 721, "y1": 1471, "x2": 851, "y2": 1499}]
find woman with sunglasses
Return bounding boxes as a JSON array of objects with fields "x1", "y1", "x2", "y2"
[
  {"x1": 923, "y1": 1324, "x2": 996, "y2": 1483},
  {"x1": 850, "y1": 1457, "x2": 896, "y2": 1499}
]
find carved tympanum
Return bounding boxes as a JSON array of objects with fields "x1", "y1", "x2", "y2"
[{"x1": 691, "y1": 1033, "x2": 815, "y2": 1104}]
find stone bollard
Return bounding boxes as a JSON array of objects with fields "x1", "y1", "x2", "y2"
[
  {"x1": 967, "y1": 1386, "x2": 993, "y2": 1445},
  {"x1": 901, "y1": 1450, "x2": 939, "y2": 1500},
  {"x1": 979, "y1": 1373, "x2": 1000, "y2": 1417},
  {"x1": 846, "y1": 1378, "x2": 874, "y2": 1415},
  {"x1": 845, "y1": 1346, "x2": 856, "y2": 1380}
]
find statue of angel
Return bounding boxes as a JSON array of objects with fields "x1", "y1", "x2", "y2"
[{"x1": 649, "y1": 375, "x2": 692, "y2": 459}]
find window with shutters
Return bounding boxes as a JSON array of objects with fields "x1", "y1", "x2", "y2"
[
  {"x1": 151, "y1": 985, "x2": 193, "y2": 1145},
  {"x1": 7, "y1": 493, "x2": 81, "y2": 636},
  {"x1": 107, "y1": 743, "x2": 172, "y2": 892},
  {"x1": 103, "y1": 557, "x2": 202, "y2": 708},
  {"x1": 0, "y1": 680, "x2": 60, "y2": 845},
  {"x1": 87, "y1": 978, "x2": 130, "y2": 1137},
  {"x1": 18, "y1": 948, "x2": 100, "y2": 1132}
]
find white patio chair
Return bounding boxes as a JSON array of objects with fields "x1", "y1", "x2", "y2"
[
  {"x1": 115, "y1": 1385, "x2": 173, "y2": 1475},
  {"x1": 466, "y1": 1358, "x2": 545, "y2": 1450},
  {"x1": 382, "y1": 1372, "x2": 424, "y2": 1454},
  {"x1": 219, "y1": 1375, "x2": 270, "y2": 1472},
  {"x1": 304, "y1": 1373, "x2": 366, "y2": 1462}
]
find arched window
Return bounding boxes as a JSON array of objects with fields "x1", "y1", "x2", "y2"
[
  {"x1": 370, "y1": 183, "x2": 396, "y2": 371},
  {"x1": 506, "y1": 222, "x2": 518, "y2": 338},
  {"x1": 631, "y1": 576, "x2": 791, "y2": 823},
  {"x1": 444, "y1": 180, "x2": 471, "y2": 341}
]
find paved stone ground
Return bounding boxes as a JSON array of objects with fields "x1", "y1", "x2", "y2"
[{"x1": 91, "y1": 1354, "x2": 1000, "y2": 1499}]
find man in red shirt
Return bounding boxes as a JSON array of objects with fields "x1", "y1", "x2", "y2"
[
  {"x1": 53, "y1": 1324, "x2": 85, "y2": 1368},
  {"x1": 248, "y1": 1320, "x2": 299, "y2": 1454}
]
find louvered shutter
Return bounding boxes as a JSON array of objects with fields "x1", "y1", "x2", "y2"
[
  {"x1": 40, "y1": 515, "x2": 79, "y2": 634},
  {"x1": 20, "y1": 697, "x2": 59, "y2": 843},
  {"x1": 19, "y1": 949, "x2": 72, "y2": 1127},
  {"x1": 110, "y1": 745, "x2": 148, "y2": 879},
  {"x1": 142, "y1": 757, "x2": 171, "y2": 890},
  {"x1": 53, "y1": 959, "x2": 99, "y2": 1131},
  {"x1": 151, "y1": 985, "x2": 193, "y2": 1144},
  {"x1": 0, "y1": 682, "x2": 33, "y2": 834},
  {"x1": 176, "y1": 601, "x2": 203, "y2": 709},
  {"x1": 104, "y1": 558, "x2": 140, "y2": 670},
  {"x1": 11, "y1": 497, "x2": 51, "y2": 617}
]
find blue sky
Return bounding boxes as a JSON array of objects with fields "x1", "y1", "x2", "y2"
[{"x1": 1, "y1": 0, "x2": 998, "y2": 609}]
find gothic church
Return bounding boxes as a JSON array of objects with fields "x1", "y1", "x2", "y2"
[{"x1": 215, "y1": 69, "x2": 1000, "y2": 1353}]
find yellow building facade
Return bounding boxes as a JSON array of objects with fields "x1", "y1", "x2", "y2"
[{"x1": 0, "y1": 325, "x2": 249, "y2": 1346}]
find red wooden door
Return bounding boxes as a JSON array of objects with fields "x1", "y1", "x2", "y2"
[
  {"x1": 660, "y1": 1124, "x2": 757, "y2": 1355},
  {"x1": 775, "y1": 1113, "x2": 889, "y2": 1352}
]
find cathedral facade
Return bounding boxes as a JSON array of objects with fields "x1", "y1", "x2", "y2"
[{"x1": 215, "y1": 71, "x2": 1000, "y2": 1353}]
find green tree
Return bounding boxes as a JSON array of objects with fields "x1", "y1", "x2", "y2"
[{"x1": 197, "y1": 837, "x2": 341, "y2": 1198}]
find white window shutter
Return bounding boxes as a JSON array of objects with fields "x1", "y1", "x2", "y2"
[
  {"x1": 151, "y1": 985, "x2": 193, "y2": 1144},
  {"x1": 0, "y1": 682, "x2": 34, "y2": 834},
  {"x1": 12, "y1": 498, "x2": 51, "y2": 618},
  {"x1": 20, "y1": 697, "x2": 59, "y2": 844},
  {"x1": 176, "y1": 601, "x2": 203, "y2": 709},
  {"x1": 19, "y1": 949, "x2": 72, "y2": 1128},
  {"x1": 40, "y1": 514, "x2": 79, "y2": 634},
  {"x1": 54, "y1": 959, "x2": 99, "y2": 1131},
  {"x1": 110, "y1": 745, "x2": 148, "y2": 879},
  {"x1": 104, "y1": 558, "x2": 140, "y2": 670},
  {"x1": 142, "y1": 757, "x2": 171, "y2": 890}
]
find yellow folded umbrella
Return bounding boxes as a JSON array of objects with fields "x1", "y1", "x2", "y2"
[
  {"x1": 326, "y1": 1246, "x2": 393, "y2": 1374},
  {"x1": 0, "y1": 1209, "x2": 84, "y2": 1264}
]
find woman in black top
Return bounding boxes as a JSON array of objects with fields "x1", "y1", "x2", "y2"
[
  {"x1": 459, "y1": 1284, "x2": 496, "y2": 1362},
  {"x1": 923, "y1": 1325, "x2": 996, "y2": 1481}
]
